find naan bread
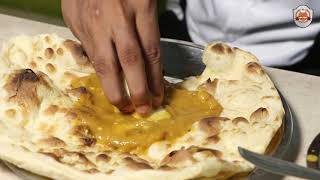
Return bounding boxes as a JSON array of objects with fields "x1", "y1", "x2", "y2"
[{"x1": 0, "y1": 34, "x2": 284, "y2": 180}]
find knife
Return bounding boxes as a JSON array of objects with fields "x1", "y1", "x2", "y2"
[{"x1": 238, "y1": 147, "x2": 320, "y2": 179}]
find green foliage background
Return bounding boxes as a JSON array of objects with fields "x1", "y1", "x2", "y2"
[{"x1": 0, "y1": 0, "x2": 167, "y2": 25}]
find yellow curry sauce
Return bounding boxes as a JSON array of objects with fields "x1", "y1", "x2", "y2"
[{"x1": 71, "y1": 74, "x2": 222, "y2": 153}]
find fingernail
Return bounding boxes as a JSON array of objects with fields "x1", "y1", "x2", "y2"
[
  {"x1": 120, "y1": 102, "x2": 134, "y2": 114},
  {"x1": 121, "y1": 106, "x2": 134, "y2": 114},
  {"x1": 136, "y1": 105, "x2": 151, "y2": 117}
]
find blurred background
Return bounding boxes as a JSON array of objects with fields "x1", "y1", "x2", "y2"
[
  {"x1": 0, "y1": 0, "x2": 167, "y2": 25},
  {"x1": 0, "y1": 0, "x2": 319, "y2": 76}
]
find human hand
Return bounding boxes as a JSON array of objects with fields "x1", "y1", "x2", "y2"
[{"x1": 61, "y1": 0, "x2": 164, "y2": 115}]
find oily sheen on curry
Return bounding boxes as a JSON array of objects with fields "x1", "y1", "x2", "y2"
[{"x1": 71, "y1": 74, "x2": 223, "y2": 153}]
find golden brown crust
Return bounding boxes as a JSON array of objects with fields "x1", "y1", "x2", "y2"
[
  {"x1": 38, "y1": 137, "x2": 66, "y2": 147},
  {"x1": 210, "y1": 43, "x2": 234, "y2": 55},
  {"x1": 56, "y1": 48, "x2": 64, "y2": 56},
  {"x1": 198, "y1": 79, "x2": 218, "y2": 95},
  {"x1": 199, "y1": 117, "x2": 221, "y2": 137},
  {"x1": 29, "y1": 61, "x2": 37, "y2": 69},
  {"x1": 250, "y1": 108, "x2": 269, "y2": 121},
  {"x1": 43, "y1": 105, "x2": 59, "y2": 116},
  {"x1": 246, "y1": 62, "x2": 265, "y2": 75},
  {"x1": 45, "y1": 63, "x2": 56, "y2": 73},
  {"x1": 96, "y1": 154, "x2": 111, "y2": 163},
  {"x1": 44, "y1": 48, "x2": 55, "y2": 59},
  {"x1": 71, "y1": 125, "x2": 97, "y2": 147},
  {"x1": 207, "y1": 136, "x2": 220, "y2": 144},
  {"x1": 161, "y1": 148, "x2": 196, "y2": 167},
  {"x1": 67, "y1": 87, "x2": 91, "y2": 99},
  {"x1": 63, "y1": 40, "x2": 90, "y2": 66},
  {"x1": 4, "y1": 69, "x2": 41, "y2": 110},
  {"x1": 4, "y1": 109, "x2": 16, "y2": 119},
  {"x1": 232, "y1": 117, "x2": 249, "y2": 125},
  {"x1": 124, "y1": 157, "x2": 152, "y2": 170}
]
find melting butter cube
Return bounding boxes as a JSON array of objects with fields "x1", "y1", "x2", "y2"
[
  {"x1": 132, "y1": 108, "x2": 171, "y2": 121},
  {"x1": 147, "y1": 109, "x2": 171, "y2": 121}
]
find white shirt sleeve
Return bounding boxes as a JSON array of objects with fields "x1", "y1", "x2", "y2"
[{"x1": 182, "y1": 0, "x2": 320, "y2": 66}]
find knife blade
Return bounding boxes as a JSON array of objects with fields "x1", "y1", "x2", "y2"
[{"x1": 238, "y1": 147, "x2": 320, "y2": 179}]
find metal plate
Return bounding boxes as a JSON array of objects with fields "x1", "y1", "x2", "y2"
[
  {"x1": 306, "y1": 133, "x2": 320, "y2": 169},
  {"x1": 4, "y1": 38, "x2": 294, "y2": 180}
]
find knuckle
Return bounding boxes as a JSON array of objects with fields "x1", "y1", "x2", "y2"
[
  {"x1": 92, "y1": 58, "x2": 113, "y2": 75},
  {"x1": 139, "y1": 0, "x2": 156, "y2": 13},
  {"x1": 144, "y1": 47, "x2": 160, "y2": 65},
  {"x1": 118, "y1": 46, "x2": 140, "y2": 66}
]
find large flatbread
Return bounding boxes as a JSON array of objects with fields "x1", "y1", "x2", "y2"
[{"x1": 0, "y1": 34, "x2": 284, "y2": 179}]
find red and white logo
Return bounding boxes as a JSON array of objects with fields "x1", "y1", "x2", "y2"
[{"x1": 293, "y1": 5, "x2": 313, "y2": 28}]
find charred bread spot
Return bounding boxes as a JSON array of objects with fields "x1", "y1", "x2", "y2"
[
  {"x1": 45, "y1": 63, "x2": 56, "y2": 73},
  {"x1": 161, "y1": 148, "x2": 196, "y2": 166},
  {"x1": 232, "y1": 117, "x2": 249, "y2": 125},
  {"x1": 43, "y1": 105, "x2": 59, "y2": 115},
  {"x1": 56, "y1": 48, "x2": 64, "y2": 55},
  {"x1": 159, "y1": 166, "x2": 175, "y2": 171},
  {"x1": 199, "y1": 117, "x2": 222, "y2": 137},
  {"x1": 29, "y1": 61, "x2": 37, "y2": 68},
  {"x1": 43, "y1": 148, "x2": 66, "y2": 159},
  {"x1": 4, "y1": 69, "x2": 43, "y2": 109},
  {"x1": 44, "y1": 48, "x2": 54, "y2": 59},
  {"x1": 17, "y1": 69, "x2": 39, "y2": 82},
  {"x1": 72, "y1": 125, "x2": 96, "y2": 146},
  {"x1": 96, "y1": 154, "x2": 111, "y2": 163},
  {"x1": 106, "y1": 170, "x2": 114, "y2": 174},
  {"x1": 77, "y1": 153, "x2": 96, "y2": 167},
  {"x1": 84, "y1": 169, "x2": 99, "y2": 174},
  {"x1": 82, "y1": 137, "x2": 97, "y2": 147},
  {"x1": 41, "y1": 152, "x2": 60, "y2": 161},
  {"x1": 65, "y1": 110, "x2": 78, "y2": 119},
  {"x1": 124, "y1": 157, "x2": 152, "y2": 170},
  {"x1": 38, "y1": 137, "x2": 66, "y2": 147},
  {"x1": 5, "y1": 109, "x2": 16, "y2": 118},
  {"x1": 72, "y1": 125, "x2": 92, "y2": 137},
  {"x1": 210, "y1": 43, "x2": 234, "y2": 55},
  {"x1": 189, "y1": 146, "x2": 223, "y2": 158},
  {"x1": 246, "y1": 62, "x2": 264, "y2": 75},
  {"x1": 63, "y1": 40, "x2": 90, "y2": 65},
  {"x1": 67, "y1": 87, "x2": 91, "y2": 99},
  {"x1": 198, "y1": 79, "x2": 218, "y2": 95},
  {"x1": 250, "y1": 108, "x2": 269, "y2": 121},
  {"x1": 208, "y1": 135, "x2": 220, "y2": 144}
]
